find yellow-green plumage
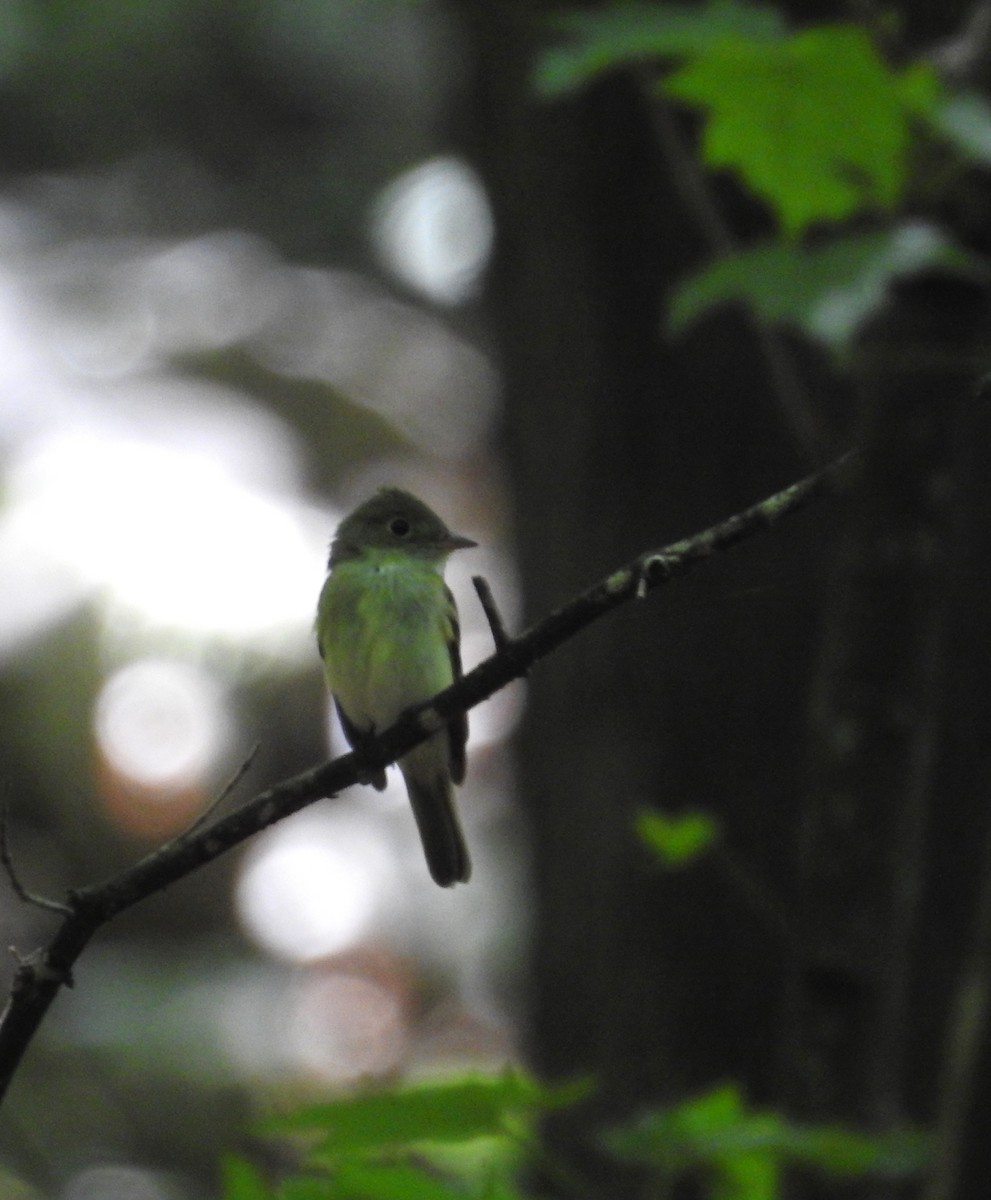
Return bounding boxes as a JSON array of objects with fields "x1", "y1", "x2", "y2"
[
  {"x1": 319, "y1": 555, "x2": 457, "y2": 736},
  {"x1": 316, "y1": 488, "x2": 474, "y2": 886}
]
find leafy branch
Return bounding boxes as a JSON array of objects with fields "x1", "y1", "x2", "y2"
[
  {"x1": 0, "y1": 451, "x2": 852, "y2": 1108},
  {"x1": 537, "y1": 3, "x2": 991, "y2": 358},
  {"x1": 220, "y1": 1072, "x2": 929, "y2": 1200}
]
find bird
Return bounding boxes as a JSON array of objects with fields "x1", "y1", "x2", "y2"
[{"x1": 315, "y1": 487, "x2": 476, "y2": 886}]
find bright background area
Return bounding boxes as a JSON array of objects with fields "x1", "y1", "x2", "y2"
[{"x1": 0, "y1": 4, "x2": 525, "y2": 1196}]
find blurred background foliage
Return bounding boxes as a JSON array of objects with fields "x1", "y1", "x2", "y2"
[
  {"x1": 0, "y1": 1, "x2": 520, "y2": 1196},
  {"x1": 1, "y1": 1, "x2": 991, "y2": 1198}
]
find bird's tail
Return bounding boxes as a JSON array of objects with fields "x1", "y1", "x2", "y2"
[{"x1": 400, "y1": 738, "x2": 471, "y2": 887}]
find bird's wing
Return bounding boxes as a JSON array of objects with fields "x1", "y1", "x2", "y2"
[{"x1": 444, "y1": 583, "x2": 469, "y2": 785}]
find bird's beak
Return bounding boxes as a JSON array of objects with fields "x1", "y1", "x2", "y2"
[{"x1": 444, "y1": 533, "x2": 478, "y2": 552}]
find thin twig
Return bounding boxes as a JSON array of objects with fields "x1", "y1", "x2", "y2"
[
  {"x1": 472, "y1": 574, "x2": 512, "y2": 653},
  {"x1": 0, "y1": 807, "x2": 71, "y2": 917},
  {"x1": 634, "y1": 67, "x2": 828, "y2": 460},
  {"x1": 183, "y1": 743, "x2": 261, "y2": 836}
]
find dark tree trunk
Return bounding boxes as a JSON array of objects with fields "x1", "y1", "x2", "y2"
[
  {"x1": 456, "y1": 3, "x2": 826, "y2": 1191},
  {"x1": 454, "y1": 4, "x2": 991, "y2": 1200},
  {"x1": 782, "y1": 275, "x2": 991, "y2": 1200}
]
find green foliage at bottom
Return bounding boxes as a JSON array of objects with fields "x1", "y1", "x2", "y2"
[
  {"x1": 607, "y1": 1083, "x2": 930, "y2": 1200},
  {"x1": 221, "y1": 1072, "x2": 930, "y2": 1200}
]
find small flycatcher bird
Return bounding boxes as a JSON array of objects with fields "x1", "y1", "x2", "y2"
[{"x1": 316, "y1": 487, "x2": 476, "y2": 886}]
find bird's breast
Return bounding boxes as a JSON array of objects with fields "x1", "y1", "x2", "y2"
[{"x1": 317, "y1": 560, "x2": 454, "y2": 732}]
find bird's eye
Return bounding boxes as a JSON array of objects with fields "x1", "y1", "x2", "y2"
[{"x1": 389, "y1": 517, "x2": 411, "y2": 536}]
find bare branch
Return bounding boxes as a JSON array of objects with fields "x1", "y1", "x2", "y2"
[{"x1": 0, "y1": 451, "x2": 851, "y2": 1107}]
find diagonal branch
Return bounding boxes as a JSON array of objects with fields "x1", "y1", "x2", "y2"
[{"x1": 0, "y1": 451, "x2": 852, "y2": 1107}]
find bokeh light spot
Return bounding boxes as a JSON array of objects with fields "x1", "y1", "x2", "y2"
[
  {"x1": 62, "y1": 1164, "x2": 183, "y2": 1200},
  {"x1": 0, "y1": 426, "x2": 328, "y2": 650},
  {"x1": 372, "y1": 156, "x2": 493, "y2": 304},
  {"x1": 288, "y1": 969, "x2": 407, "y2": 1081},
  {"x1": 95, "y1": 658, "x2": 231, "y2": 790},
  {"x1": 236, "y1": 809, "x2": 390, "y2": 962}
]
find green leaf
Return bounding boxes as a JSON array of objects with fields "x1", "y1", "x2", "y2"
[
  {"x1": 535, "y1": 1, "x2": 787, "y2": 97},
  {"x1": 767, "y1": 1125, "x2": 931, "y2": 1177},
  {"x1": 476, "y1": 1170, "x2": 530, "y2": 1200},
  {"x1": 669, "y1": 223, "x2": 979, "y2": 353},
  {"x1": 261, "y1": 1071, "x2": 570, "y2": 1152},
  {"x1": 637, "y1": 809, "x2": 718, "y2": 867},
  {"x1": 663, "y1": 25, "x2": 940, "y2": 235},
  {"x1": 273, "y1": 1141, "x2": 531, "y2": 1200},
  {"x1": 607, "y1": 1086, "x2": 781, "y2": 1200},
  {"x1": 222, "y1": 1156, "x2": 274, "y2": 1200},
  {"x1": 606, "y1": 1084, "x2": 930, "y2": 1181},
  {"x1": 607, "y1": 1083, "x2": 746, "y2": 1167},
  {"x1": 278, "y1": 1181, "x2": 334, "y2": 1200},
  {"x1": 713, "y1": 1151, "x2": 779, "y2": 1200}
]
